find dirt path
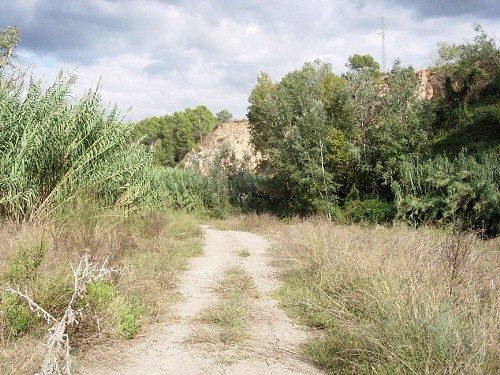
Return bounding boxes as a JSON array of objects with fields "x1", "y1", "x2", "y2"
[{"x1": 80, "y1": 226, "x2": 322, "y2": 375}]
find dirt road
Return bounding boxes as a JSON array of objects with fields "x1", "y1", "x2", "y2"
[{"x1": 80, "y1": 226, "x2": 322, "y2": 375}]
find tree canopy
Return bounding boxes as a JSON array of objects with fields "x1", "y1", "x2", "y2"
[
  {"x1": 133, "y1": 105, "x2": 217, "y2": 167},
  {"x1": 346, "y1": 54, "x2": 381, "y2": 73},
  {"x1": 0, "y1": 26, "x2": 20, "y2": 68}
]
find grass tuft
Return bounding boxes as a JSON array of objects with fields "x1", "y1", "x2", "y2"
[
  {"x1": 202, "y1": 266, "x2": 258, "y2": 343},
  {"x1": 275, "y1": 221, "x2": 500, "y2": 374}
]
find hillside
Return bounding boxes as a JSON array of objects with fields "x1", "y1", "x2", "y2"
[
  {"x1": 181, "y1": 120, "x2": 263, "y2": 175},
  {"x1": 180, "y1": 69, "x2": 444, "y2": 175}
]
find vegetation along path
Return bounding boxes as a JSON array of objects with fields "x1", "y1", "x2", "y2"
[{"x1": 81, "y1": 226, "x2": 322, "y2": 375}]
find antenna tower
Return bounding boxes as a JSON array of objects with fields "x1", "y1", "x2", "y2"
[{"x1": 380, "y1": 16, "x2": 386, "y2": 72}]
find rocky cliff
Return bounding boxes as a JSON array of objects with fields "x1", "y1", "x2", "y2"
[
  {"x1": 417, "y1": 69, "x2": 445, "y2": 101},
  {"x1": 180, "y1": 120, "x2": 262, "y2": 176}
]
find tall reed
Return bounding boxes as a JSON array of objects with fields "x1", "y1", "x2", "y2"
[{"x1": 0, "y1": 69, "x2": 152, "y2": 222}]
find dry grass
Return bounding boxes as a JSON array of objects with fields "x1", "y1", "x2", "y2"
[
  {"x1": 0, "y1": 208, "x2": 203, "y2": 374},
  {"x1": 274, "y1": 220, "x2": 500, "y2": 374},
  {"x1": 201, "y1": 267, "x2": 258, "y2": 343},
  {"x1": 207, "y1": 212, "x2": 282, "y2": 236}
]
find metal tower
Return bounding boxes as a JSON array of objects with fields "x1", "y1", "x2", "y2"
[{"x1": 380, "y1": 16, "x2": 387, "y2": 72}]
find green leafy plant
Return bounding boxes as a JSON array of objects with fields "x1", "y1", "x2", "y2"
[
  {"x1": 116, "y1": 296, "x2": 143, "y2": 339},
  {"x1": 393, "y1": 152, "x2": 499, "y2": 235},
  {"x1": 0, "y1": 67, "x2": 154, "y2": 222},
  {"x1": 344, "y1": 198, "x2": 396, "y2": 224},
  {"x1": 6, "y1": 238, "x2": 46, "y2": 283},
  {"x1": 0, "y1": 291, "x2": 36, "y2": 338}
]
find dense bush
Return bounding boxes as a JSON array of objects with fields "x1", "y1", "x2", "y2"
[
  {"x1": 227, "y1": 172, "x2": 271, "y2": 213},
  {"x1": 144, "y1": 167, "x2": 230, "y2": 218},
  {"x1": 393, "y1": 152, "x2": 499, "y2": 236},
  {"x1": 343, "y1": 198, "x2": 396, "y2": 224}
]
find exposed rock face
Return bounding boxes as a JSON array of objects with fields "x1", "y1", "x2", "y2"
[
  {"x1": 417, "y1": 69, "x2": 445, "y2": 101},
  {"x1": 181, "y1": 121, "x2": 262, "y2": 176}
]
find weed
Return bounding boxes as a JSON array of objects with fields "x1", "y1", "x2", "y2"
[
  {"x1": 115, "y1": 296, "x2": 143, "y2": 339},
  {"x1": 238, "y1": 248, "x2": 251, "y2": 257},
  {"x1": 6, "y1": 238, "x2": 47, "y2": 283},
  {"x1": 0, "y1": 291, "x2": 36, "y2": 338},
  {"x1": 202, "y1": 267, "x2": 257, "y2": 343}
]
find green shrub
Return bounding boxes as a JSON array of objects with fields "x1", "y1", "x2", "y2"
[
  {"x1": 228, "y1": 172, "x2": 270, "y2": 212},
  {"x1": 393, "y1": 152, "x2": 499, "y2": 235},
  {"x1": 114, "y1": 296, "x2": 143, "y2": 339},
  {"x1": 5, "y1": 238, "x2": 46, "y2": 283},
  {"x1": 78, "y1": 280, "x2": 115, "y2": 314},
  {"x1": 344, "y1": 198, "x2": 396, "y2": 224},
  {"x1": 0, "y1": 291, "x2": 36, "y2": 338},
  {"x1": 146, "y1": 166, "x2": 229, "y2": 217}
]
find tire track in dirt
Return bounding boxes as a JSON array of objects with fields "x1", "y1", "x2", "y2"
[{"x1": 79, "y1": 226, "x2": 323, "y2": 375}]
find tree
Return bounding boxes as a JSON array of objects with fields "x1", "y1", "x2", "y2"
[
  {"x1": 248, "y1": 61, "x2": 354, "y2": 214},
  {"x1": 430, "y1": 25, "x2": 499, "y2": 156},
  {"x1": 344, "y1": 67, "x2": 378, "y2": 166},
  {"x1": 346, "y1": 54, "x2": 381, "y2": 74},
  {"x1": 133, "y1": 106, "x2": 217, "y2": 167},
  {"x1": 247, "y1": 72, "x2": 276, "y2": 153},
  {"x1": 216, "y1": 109, "x2": 233, "y2": 124},
  {"x1": 0, "y1": 26, "x2": 20, "y2": 68},
  {"x1": 368, "y1": 61, "x2": 429, "y2": 183},
  {"x1": 344, "y1": 60, "x2": 429, "y2": 197}
]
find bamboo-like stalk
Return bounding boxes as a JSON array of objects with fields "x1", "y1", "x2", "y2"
[{"x1": 0, "y1": 68, "x2": 154, "y2": 222}]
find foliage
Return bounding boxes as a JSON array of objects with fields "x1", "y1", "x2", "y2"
[
  {"x1": 248, "y1": 61, "x2": 353, "y2": 215},
  {"x1": 133, "y1": 106, "x2": 217, "y2": 166},
  {"x1": 0, "y1": 26, "x2": 20, "y2": 68},
  {"x1": 144, "y1": 166, "x2": 230, "y2": 218},
  {"x1": 215, "y1": 109, "x2": 233, "y2": 123},
  {"x1": 6, "y1": 238, "x2": 47, "y2": 283},
  {"x1": 116, "y1": 296, "x2": 143, "y2": 339},
  {"x1": 227, "y1": 172, "x2": 270, "y2": 212},
  {"x1": 434, "y1": 24, "x2": 499, "y2": 108},
  {"x1": 344, "y1": 198, "x2": 396, "y2": 224},
  {"x1": 367, "y1": 61, "x2": 429, "y2": 183},
  {"x1": 393, "y1": 152, "x2": 500, "y2": 236},
  {"x1": 1, "y1": 291, "x2": 36, "y2": 337},
  {"x1": 430, "y1": 25, "x2": 499, "y2": 155},
  {"x1": 344, "y1": 60, "x2": 429, "y2": 195},
  {"x1": 345, "y1": 54, "x2": 380, "y2": 74},
  {"x1": 0, "y1": 69, "x2": 154, "y2": 223}
]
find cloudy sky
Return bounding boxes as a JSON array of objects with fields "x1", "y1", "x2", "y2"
[{"x1": 1, "y1": 0, "x2": 499, "y2": 122}]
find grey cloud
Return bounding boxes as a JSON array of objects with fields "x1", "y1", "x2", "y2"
[
  {"x1": 2, "y1": 0, "x2": 130, "y2": 62},
  {"x1": 1, "y1": 0, "x2": 499, "y2": 121},
  {"x1": 390, "y1": 0, "x2": 500, "y2": 19}
]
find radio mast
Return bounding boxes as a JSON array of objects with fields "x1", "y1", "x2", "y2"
[{"x1": 380, "y1": 16, "x2": 387, "y2": 72}]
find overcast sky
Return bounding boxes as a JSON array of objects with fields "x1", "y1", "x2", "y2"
[{"x1": 1, "y1": 0, "x2": 499, "y2": 121}]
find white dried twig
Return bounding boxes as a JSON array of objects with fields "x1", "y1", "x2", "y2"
[{"x1": 4, "y1": 254, "x2": 119, "y2": 375}]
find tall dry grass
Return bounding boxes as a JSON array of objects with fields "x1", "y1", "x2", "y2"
[
  {"x1": 0, "y1": 208, "x2": 203, "y2": 374},
  {"x1": 275, "y1": 220, "x2": 500, "y2": 374}
]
